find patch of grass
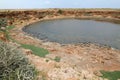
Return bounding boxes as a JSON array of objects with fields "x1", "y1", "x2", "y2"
[
  {"x1": 6, "y1": 26, "x2": 15, "y2": 30},
  {"x1": 54, "y1": 56, "x2": 61, "y2": 62},
  {"x1": 21, "y1": 44, "x2": 49, "y2": 57},
  {"x1": 2, "y1": 26, "x2": 49, "y2": 58},
  {"x1": 100, "y1": 71, "x2": 120, "y2": 80},
  {"x1": 4, "y1": 30, "x2": 10, "y2": 40},
  {"x1": 0, "y1": 23, "x2": 49, "y2": 58},
  {"x1": 5, "y1": 26, "x2": 14, "y2": 40},
  {"x1": 0, "y1": 26, "x2": 15, "y2": 40}
]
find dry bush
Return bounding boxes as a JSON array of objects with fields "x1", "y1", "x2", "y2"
[{"x1": 0, "y1": 41, "x2": 37, "y2": 80}]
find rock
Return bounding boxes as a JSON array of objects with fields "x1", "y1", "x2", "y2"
[
  {"x1": 0, "y1": 27, "x2": 6, "y2": 30},
  {"x1": 24, "y1": 49, "x2": 32, "y2": 55},
  {"x1": 0, "y1": 32, "x2": 7, "y2": 41},
  {"x1": 94, "y1": 71, "x2": 103, "y2": 76},
  {"x1": 81, "y1": 70, "x2": 93, "y2": 79}
]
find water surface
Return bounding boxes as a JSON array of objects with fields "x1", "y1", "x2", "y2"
[{"x1": 23, "y1": 19, "x2": 120, "y2": 49}]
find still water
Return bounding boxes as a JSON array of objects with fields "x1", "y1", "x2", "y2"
[{"x1": 23, "y1": 19, "x2": 120, "y2": 49}]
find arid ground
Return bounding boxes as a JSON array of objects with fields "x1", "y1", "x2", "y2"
[{"x1": 0, "y1": 9, "x2": 120, "y2": 80}]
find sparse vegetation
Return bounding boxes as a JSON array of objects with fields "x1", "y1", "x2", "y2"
[
  {"x1": 0, "y1": 41, "x2": 37, "y2": 80},
  {"x1": 39, "y1": 71, "x2": 47, "y2": 80},
  {"x1": 21, "y1": 44, "x2": 49, "y2": 57},
  {"x1": 0, "y1": 18, "x2": 15, "y2": 41},
  {"x1": 100, "y1": 71, "x2": 120, "y2": 80},
  {"x1": 6, "y1": 26, "x2": 15, "y2": 30},
  {"x1": 46, "y1": 59, "x2": 49, "y2": 62},
  {"x1": 0, "y1": 18, "x2": 7, "y2": 31},
  {"x1": 0, "y1": 9, "x2": 120, "y2": 80},
  {"x1": 0, "y1": 18, "x2": 8, "y2": 41},
  {"x1": 54, "y1": 56, "x2": 61, "y2": 62},
  {"x1": 57, "y1": 9, "x2": 63, "y2": 14},
  {"x1": 2, "y1": 26, "x2": 15, "y2": 41},
  {"x1": 0, "y1": 20, "x2": 49, "y2": 58}
]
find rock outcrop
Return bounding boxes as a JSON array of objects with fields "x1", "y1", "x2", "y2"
[{"x1": 0, "y1": 9, "x2": 120, "y2": 26}]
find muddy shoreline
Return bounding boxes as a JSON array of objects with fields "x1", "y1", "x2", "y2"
[{"x1": 22, "y1": 16, "x2": 120, "y2": 49}]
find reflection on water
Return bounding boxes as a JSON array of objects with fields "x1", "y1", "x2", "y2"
[{"x1": 23, "y1": 19, "x2": 120, "y2": 49}]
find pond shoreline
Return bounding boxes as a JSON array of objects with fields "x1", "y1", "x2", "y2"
[
  {"x1": 19, "y1": 16, "x2": 120, "y2": 48},
  {"x1": 22, "y1": 18, "x2": 120, "y2": 49}
]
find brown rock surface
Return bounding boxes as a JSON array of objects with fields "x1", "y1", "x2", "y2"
[{"x1": 0, "y1": 32, "x2": 7, "y2": 41}]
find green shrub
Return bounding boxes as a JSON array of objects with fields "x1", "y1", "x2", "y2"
[
  {"x1": 54, "y1": 56, "x2": 61, "y2": 62},
  {"x1": 0, "y1": 41, "x2": 37, "y2": 80},
  {"x1": 57, "y1": 9, "x2": 63, "y2": 14},
  {"x1": 0, "y1": 18, "x2": 7, "y2": 26},
  {"x1": 0, "y1": 18, "x2": 7, "y2": 31}
]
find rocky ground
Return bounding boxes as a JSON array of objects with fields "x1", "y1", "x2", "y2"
[
  {"x1": 0, "y1": 9, "x2": 120, "y2": 80},
  {"x1": 23, "y1": 43, "x2": 120, "y2": 80}
]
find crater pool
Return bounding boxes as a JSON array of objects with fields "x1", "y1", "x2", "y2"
[{"x1": 23, "y1": 19, "x2": 120, "y2": 49}]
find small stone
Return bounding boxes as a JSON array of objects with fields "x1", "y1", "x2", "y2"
[
  {"x1": 0, "y1": 27, "x2": 6, "y2": 30},
  {"x1": 25, "y1": 49, "x2": 32, "y2": 55},
  {"x1": 94, "y1": 71, "x2": 102, "y2": 76}
]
